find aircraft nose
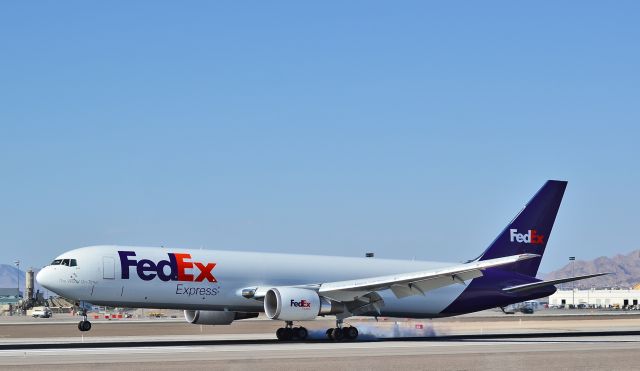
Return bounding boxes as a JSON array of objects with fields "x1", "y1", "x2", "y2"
[{"x1": 36, "y1": 267, "x2": 54, "y2": 290}]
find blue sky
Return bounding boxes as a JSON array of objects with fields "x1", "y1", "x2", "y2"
[{"x1": 1, "y1": 2, "x2": 639, "y2": 274}]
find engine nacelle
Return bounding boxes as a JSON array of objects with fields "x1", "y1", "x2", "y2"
[
  {"x1": 184, "y1": 310, "x2": 259, "y2": 325},
  {"x1": 264, "y1": 287, "x2": 344, "y2": 321},
  {"x1": 264, "y1": 287, "x2": 320, "y2": 321}
]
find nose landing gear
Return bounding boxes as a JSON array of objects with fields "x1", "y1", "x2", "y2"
[
  {"x1": 77, "y1": 306, "x2": 92, "y2": 332},
  {"x1": 78, "y1": 320, "x2": 91, "y2": 332}
]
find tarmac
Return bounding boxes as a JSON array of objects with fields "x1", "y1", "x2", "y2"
[{"x1": 2, "y1": 311, "x2": 640, "y2": 370}]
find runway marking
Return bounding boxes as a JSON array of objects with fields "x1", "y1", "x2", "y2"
[
  {"x1": 0, "y1": 338, "x2": 605, "y2": 358},
  {"x1": 2, "y1": 337, "x2": 640, "y2": 367},
  {"x1": 3, "y1": 332, "x2": 640, "y2": 367},
  {"x1": 0, "y1": 340, "x2": 537, "y2": 356}
]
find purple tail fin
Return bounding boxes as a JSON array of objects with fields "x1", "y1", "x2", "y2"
[{"x1": 478, "y1": 180, "x2": 567, "y2": 277}]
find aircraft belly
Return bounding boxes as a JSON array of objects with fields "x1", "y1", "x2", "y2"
[{"x1": 376, "y1": 282, "x2": 467, "y2": 317}]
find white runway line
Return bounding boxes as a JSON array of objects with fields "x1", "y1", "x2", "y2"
[
  {"x1": 0, "y1": 333, "x2": 275, "y2": 344},
  {"x1": 2, "y1": 335, "x2": 640, "y2": 366},
  {"x1": 0, "y1": 339, "x2": 554, "y2": 358}
]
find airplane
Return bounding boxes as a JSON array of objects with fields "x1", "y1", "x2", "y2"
[{"x1": 36, "y1": 180, "x2": 606, "y2": 341}]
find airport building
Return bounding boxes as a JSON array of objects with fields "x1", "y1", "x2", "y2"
[
  {"x1": 0, "y1": 288, "x2": 21, "y2": 305},
  {"x1": 549, "y1": 288, "x2": 640, "y2": 308}
]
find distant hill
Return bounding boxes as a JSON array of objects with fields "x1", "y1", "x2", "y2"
[
  {"x1": 0, "y1": 264, "x2": 43, "y2": 294},
  {"x1": 0, "y1": 264, "x2": 25, "y2": 290},
  {"x1": 545, "y1": 250, "x2": 640, "y2": 288}
]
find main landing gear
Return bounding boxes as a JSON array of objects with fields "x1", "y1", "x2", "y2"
[
  {"x1": 326, "y1": 326, "x2": 358, "y2": 341},
  {"x1": 326, "y1": 319, "x2": 358, "y2": 341},
  {"x1": 77, "y1": 307, "x2": 91, "y2": 332},
  {"x1": 275, "y1": 320, "x2": 359, "y2": 342},
  {"x1": 276, "y1": 321, "x2": 308, "y2": 340}
]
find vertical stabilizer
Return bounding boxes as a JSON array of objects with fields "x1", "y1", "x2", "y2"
[{"x1": 478, "y1": 180, "x2": 567, "y2": 277}]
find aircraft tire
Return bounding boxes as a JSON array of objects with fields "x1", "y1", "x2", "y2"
[
  {"x1": 326, "y1": 328, "x2": 333, "y2": 340},
  {"x1": 344, "y1": 326, "x2": 358, "y2": 340},
  {"x1": 276, "y1": 327, "x2": 285, "y2": 340},
  {"x1": 283, "y1": 327, "x2": 293, "y2": 340},
  {"x1": 330, "y1": 327, "x2": 344, "y2": 341},
  {"x1": 294, "y1": 327, "x2": 308, "y2": 340},
  {"x1": 78, "y1": 320, "x2": 91, "y2": 332}
]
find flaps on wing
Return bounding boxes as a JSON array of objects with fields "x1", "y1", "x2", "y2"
[
  {"x1": 390, "y1": 270, "x2": 484, "y2": 299},
  {"x1": 319, "y1": 253, "x2": 539, "y2": 301},
  {"x1": 345, "y1": 292, "x2": 384, "y2": 316},
  {"x1": 502, "y1": 273, "x2": 610, "y2": 293}
]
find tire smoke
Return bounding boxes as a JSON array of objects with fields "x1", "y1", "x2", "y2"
[{"x1": 306, "y1": 321, "x2": 438, "y2": 340}]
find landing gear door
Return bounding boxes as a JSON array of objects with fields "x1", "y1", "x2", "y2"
[{"x1": 103, "y1": 257, "x2": 115, "y2": 279}]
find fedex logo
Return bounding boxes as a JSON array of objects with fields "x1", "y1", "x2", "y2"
[
  {"x1": 118, "y1": 251, "x2": 217, "y2": 282},
  {"x1": 509, "y1": 229, "x2": 544, "y2": 245},
  {"x1": 290, "y1": 299, "x2": 312, "y2": 309}
]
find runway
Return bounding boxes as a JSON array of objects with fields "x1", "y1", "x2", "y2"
[
  {"x1": 1, "y1": 333, "x2": 640, "y2": 370},
  {"x1": 3, "y1": 314, "x2": 640, "y2": 370}
]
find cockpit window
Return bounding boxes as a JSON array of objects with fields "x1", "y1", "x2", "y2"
[{"x1": 50, "y1": 258, "x2": 77, "y2": 266}]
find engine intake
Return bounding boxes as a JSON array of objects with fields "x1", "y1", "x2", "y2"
[
  {"x1": 184, "y1": 310, "x2": 259, "y2": 325},
  {"x1": 263, "y1": 287, "x2": 344, "y2": 321}
]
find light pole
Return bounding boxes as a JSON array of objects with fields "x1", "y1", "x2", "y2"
[
  {"x1": 13, "y1": 260, "x2": 20, "y2": 302},
  {"x1": 569, "y1": 257, "x2": 576, "y2": 307}
]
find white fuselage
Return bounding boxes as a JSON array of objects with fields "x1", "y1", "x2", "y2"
[{"x1": 37, "y1": 245, "x2": 469, "y2": 318}]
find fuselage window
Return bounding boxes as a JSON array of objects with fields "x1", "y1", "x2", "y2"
[
  {"x1": 70, "y1": 259, "x2": 77, "y2": 267},
  {"x1": 51, "y1": 259, "x2": 62, "y2": 266}
]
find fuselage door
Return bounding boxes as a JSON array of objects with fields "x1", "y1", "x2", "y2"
[{"x1": 103, "y1": 257, "x2": 115, "y2": 279}]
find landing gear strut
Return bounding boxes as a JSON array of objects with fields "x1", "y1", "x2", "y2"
[
  {"x1": 326, "y1": 319, "x2": 358, "y2": 341},
  {"x1": 77, "y1": 305, "x2": 91, "y2": 332},
  {"x1": 276, "y1": 321, "x2": 308, "y2": 341}
]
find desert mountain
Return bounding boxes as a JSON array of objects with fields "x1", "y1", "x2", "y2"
[
  {"x1": 545, "y1": 250, "x2": 640, "y2": 288},
  {"x1": 0, "y1": 264, "x2": 43, "y2": 294}
]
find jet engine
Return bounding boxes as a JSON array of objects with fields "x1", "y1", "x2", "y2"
[
  {"x1": 263, "y1": 287, "x2": 344, "y2": 321},
  {"x1": 184, "y1": 310, "x2": 259, "y2": 325}
]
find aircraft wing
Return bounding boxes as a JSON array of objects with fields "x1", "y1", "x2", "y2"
[{"x1": 317, "y1": 253, "x2": 540, "y2": 302}]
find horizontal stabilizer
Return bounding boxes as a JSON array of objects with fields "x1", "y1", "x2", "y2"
[{"x1": 502, "y1": 273, "x2": 610, "y2": 293}]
